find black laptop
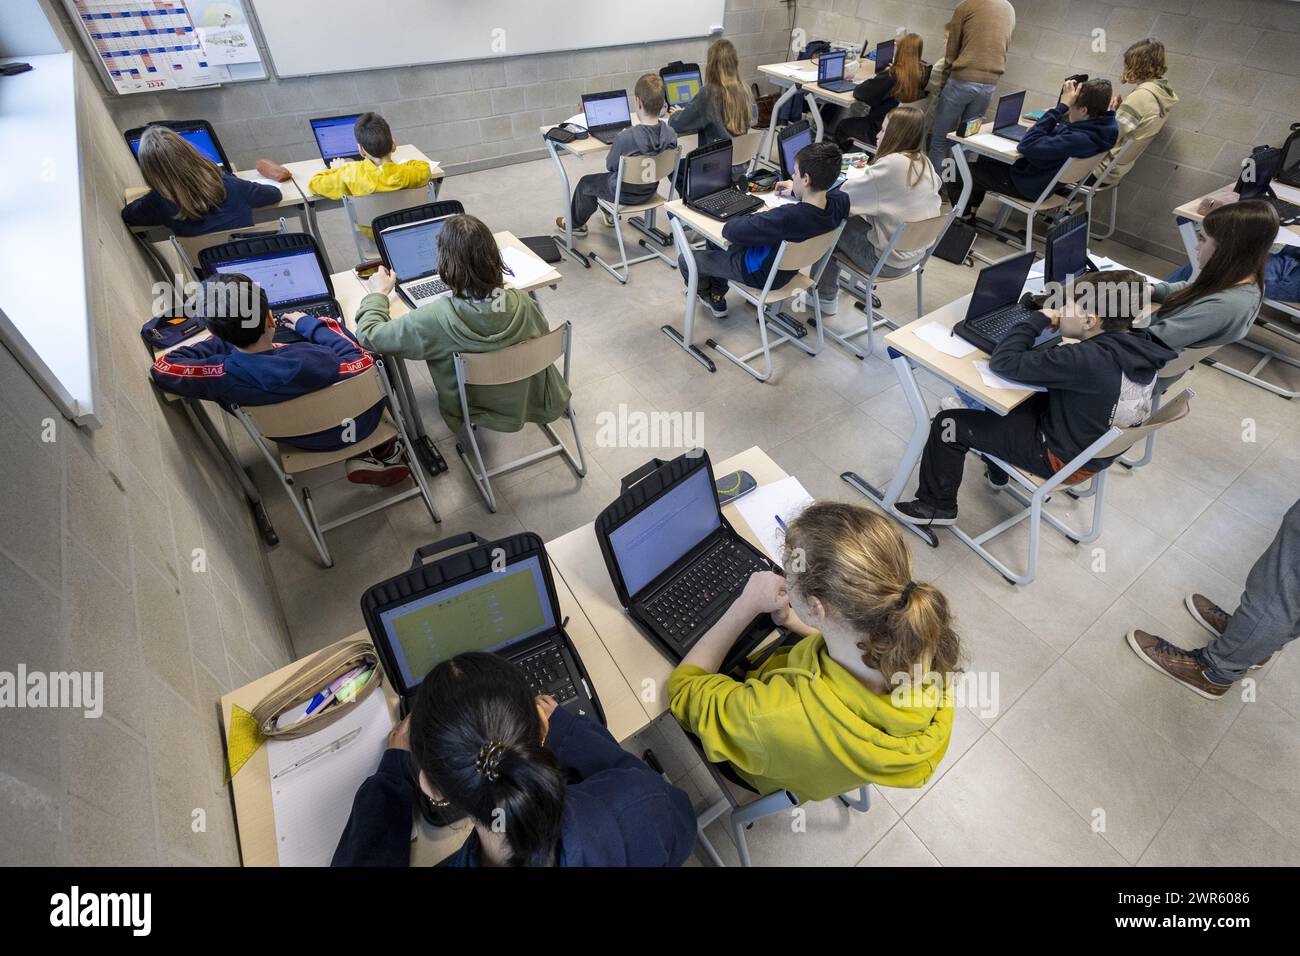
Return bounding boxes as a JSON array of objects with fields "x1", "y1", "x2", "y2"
[
  {"x1": 873, "y1": 39, "x2": 895, "y2": 75},
  {"x1": 1234, "y1": 146, "x2": 1300, "y2": 224},
  {"x1": 199, "y1": 233, "x2": 342, "y2": 344},
  {"x1": 594, "y1": 451, "x2": 779, "y2": 663},
  {"x1": 124, "y1": 119, "x2": 233, "y2": 173},
  {"x1": 816, "y1": 49, "x2": 855, "y2": 94},
  {"x1": 581, "y1": 90, "x2": 632, "y2": 145},
  {"x1": 953, "y1": 250, "x2": 1060, "y2": 353},
  {"x1": 991, "y1": 90, "x2": 1030, "y2": 143},
  {"x1": 684, "y1": 140, "x2": 762, "y2": 221},
  {"x1": 309, "y1": 113, "x2": 363, "y2": 163},
  {"x1": 362, "y1": 532, "x2": 604, "y2": 722}
]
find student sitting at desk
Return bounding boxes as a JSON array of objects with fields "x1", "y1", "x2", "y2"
[
  {"x1": 149, "y1": 273, "x2": 409, "y2": 485},
  {"x1": 833, "y1": 33, "x2": 929, "y2": 151},
  {"x1": 332, "y1": 652, "x2": 696, "y2": 867},
  {"x1": 555, "y1": 74, "x2": 678, "y2": 236},
  {"x1": 667, "y1": 502, "x2": 958, "y2": 803},
  {"x1": 668, "y1": 38, "x2": 756, "y2": 149},
  {"x1": 121, "y1": 126, "x2": 282, "y2": 237},
  {"x1": 1158, "y1": 199, "x2": 1289, "y2": 334},
  {"x1": 354, "y1": 214, "x2": 571, "y2": 433},
  {"x1": 958, "y1": 78, "x2": 1117, "y2": 218},
  {"x1": 681, "y1": 141, "x2": 850, "y2": 318},
  {"x1": 1097, "y1": 38, "x2": 1178, "y2": 188},
  {"x1": 893, "y1": 271, "x2": 1177, "y2": 527},
  {"x1": 815, "y1": 106, "x2": 943, "y2": 316}
]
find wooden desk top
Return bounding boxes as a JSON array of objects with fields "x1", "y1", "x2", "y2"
[
  {"x1": 545, "y1": 446, "x2": 787, "y2": 727},
  {"x1": 330, "y1": 230, "x2": 562, "y2": 321},
  {"x1": 884, "y1": 294, "x2": 1035, "y2": 416},
  {"x1": 947, "y1": 122, "x2": 1023, "y2": 163},
  {"x1": 539, "y1": 115, "x2": 697, "y2": 158},
  {"x1": 662, "y1": 197, "x2": 730, "y2": 247},
  {"x1": 759, "y1": 60, "x2": 861, "y2": 106},
  {"x1": 220, "y1": 559, "x2": 643, "y2": 866},
  {"x1": 1174, "y1": 181, "x2": 1300, "y2": 229},
  {"x1": 282, "y1": 145, "x2": 445, "y2": 204}
]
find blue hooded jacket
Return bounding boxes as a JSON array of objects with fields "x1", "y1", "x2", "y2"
[
  {"x1": 331, "y1": 707, "x2": 697, "y2": 867},
  {"x1": 1010, "y1": 104, "x2": 1118, "y2": 199},
  {"x1": 149, "y1": 314, "x2": 383, "y2": 451}
]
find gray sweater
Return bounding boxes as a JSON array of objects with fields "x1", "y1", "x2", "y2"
[
  {"x1": 669, "y1": 85, "x2": 757, "y2": 148},
  {"x1": 606, "y1": 120, "x2": 677, "y2": 203},
  {"x1": 1145, "y1": 281, "x2": 1262, "y2": 352}
]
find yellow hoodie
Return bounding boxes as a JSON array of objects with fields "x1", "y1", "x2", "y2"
[
  {"x1": 668, "y1": 633, "x2": 953, "y2": 803},
  {"x1": 308, "y1": 157, "x2": 432, "y2": 237}
]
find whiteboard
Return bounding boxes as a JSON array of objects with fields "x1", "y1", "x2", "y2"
[{"x1": 249, "y1": 0, "x2": 725, "y2": 78}]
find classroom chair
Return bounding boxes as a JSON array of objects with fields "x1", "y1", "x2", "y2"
[
  {"x1": 343, "y1": 183, "x2": 439, "y2": 261},
  {"x1": 1118, "y1": 344, "x2": 1218, "y2": 469},
  {"x1": 976, "y1": 151, "x2": 1108, "y2": 258},
  {"x1": 452, "y1": 321, "x2": 586, "y2": 512},
  {"x1": 172, "y1": 219, "x2": 287, "y2": 277},
  {"x1": 708, "y1": 223, "x2": 846, "y2": 382},
  {"x1": 731, "y1": 129, "x2": 765, "y2": 173},
  {"x1": 593, "y1": 146, "x2": 682, "y2": 283},
  {"x1": 948, "y1": 388, "x2": 1194, "y2": 586},
  {"x1": 1056, "y1": 141, "x2": 1135, "y2": 241},
  {"x1": 821, "y1": 213, "x2": 953, "y2": 359},
  {"x1": 1200, "y1": 301, "x2": 1300, "y2": 401},
  {"x1": 231, "y1": 359, "x2": 440, "y2": 568}
]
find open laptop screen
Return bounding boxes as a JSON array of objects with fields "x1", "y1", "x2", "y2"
[
  {"x1": 311, "y1": 114, "x2": 361, "y2": 161},
  {"x1": 382, "y1": 219, "x2": 446, "y2": 282},
  {"x1": 663, "y1": 70, "x2": 702, "y2": 105},
  {"x1": 211, "y1": 249, "x2": 329, "y2": 309},
  {"x1": 1046, "y1": 216, "x2": 1090, "y2": 286},
  {"x1": 779, "y1": 122, "x2": 813, "y2": 180},
  {"x1": 874, "y1": 40, "x2": 895, "y2": 74},
  {"x1": 377, "y1": 556, "x2": 557, "y2": 690},
  {"x1": 583, "y1": 92, "x2": 631, "y2": 130},
  {"x1": 818, "y1": 50, "x2": 846, "y2": 83},
  {"x1": 993, "y1": 91, "x2": 1026, "y2": 133},
  {"x1": 609, "y1": 465, "x2": 721, "y2": 597},
  {"x1": 128, "y1": 125, "x2": 224, "y2": 168},
  {"x1": 687, "y1": 143, "x2": 733, "y2": 199},
  {"x1": 965, "y1": 251, "x2": 1034, "y2": 321}
]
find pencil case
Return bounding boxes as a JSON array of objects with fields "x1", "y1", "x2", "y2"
[{"x1": 252, "y1": 639, "x2": 384, "y2": 740}]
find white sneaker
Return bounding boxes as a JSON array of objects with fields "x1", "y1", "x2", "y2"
[
  {"x1": 818, "y1": 297, "x2": 839, "y2": 316},
  {"x1": 940, "y1": 396, "x2": 965, "y2": 411}
]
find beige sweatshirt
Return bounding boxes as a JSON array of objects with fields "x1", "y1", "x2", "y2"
[{"x1": 841, "y1": 152, "x2": 944, "y2": 267}]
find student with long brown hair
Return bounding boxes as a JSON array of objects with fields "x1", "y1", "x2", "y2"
[
  {"x1": 355, "y1": 214, "x2": 571, "y2": 433},
  {"x1": 834, "y1": 32, "x2": 929, "y2": 149},
  {"x1": 668, "y1": 502, "x2": 960, "y2": 802},
  {"x1": 814, "y1": 106, "x2": 942, "y2": 315},
  {"x1": 121, "y1": 125, "x2": 282, "y2": 236},
  {"x1": 669, "y1": 38, "x2": 756, "y2": 148},
  {"x1": 1149, "y1": 199, "x2": 1278, "y2": 351}
]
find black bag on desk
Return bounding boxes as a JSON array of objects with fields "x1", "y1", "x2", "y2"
[
  {"x1": 932, "y1": 218, "x2": 977, "y2": 266},
  {"x1": 140, "y1": 308, "x2": 205, "y2": 351}
]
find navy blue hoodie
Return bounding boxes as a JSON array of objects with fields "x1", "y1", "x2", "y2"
[
  {"x1": 990, "y1": 314, "x2": 1177, "y2": 469},
  {"x1": 1009, "y1": 105, "x2": 1118, "y2": 200},
  {"x1": 331, "y1": 707, "x2": 697, "y2": 867},
  {"x1": 122, "y1": 174, "x2": 282, "y2": 237},
  {"x1": 721, "y1": 188, "x2": 851, "y2": 290}
]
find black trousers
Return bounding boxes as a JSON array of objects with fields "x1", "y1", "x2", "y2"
[
  {"x1": 917, "y1": 400, "x2": 1055, "y2": 510},
  {"x1": 679, "y1": 242, "x2": 735, "y2": 297},
  {"x1": 834, "y1": 115, "x2": 882, "y2": 151},
  {"x1": 951, "y1": 159, "x2": 1022, "y2": 216},
  {"x1": 570, "y1": 172, "x2": 613, "y2": 227}
]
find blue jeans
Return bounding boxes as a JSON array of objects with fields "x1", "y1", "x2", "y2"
[{"x1": 928, "y1": 79, "x2": 997, "y2": 195}]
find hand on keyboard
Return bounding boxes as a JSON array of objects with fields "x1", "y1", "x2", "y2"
[
  {"x1": 740, "y1": 570, "x2": 789, "y2": 618},
  {"x1": 276, "y1": 311, "x2": 306, "y2": 330}
]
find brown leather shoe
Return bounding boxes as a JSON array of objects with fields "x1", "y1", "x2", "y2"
[
  {"x1": 1184, "y1": 594, "x2": 1271, "y2": 669},
  {"x1": 254, "y1": 158, "x2": 293, "y2": 182},
  {"x1": 1126, "y1": 630, "x2": 1232, "y2": 700}
]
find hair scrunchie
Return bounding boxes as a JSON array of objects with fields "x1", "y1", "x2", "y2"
[{"x1": 895, "y1": 581, "x2": 917, "y2": 610}]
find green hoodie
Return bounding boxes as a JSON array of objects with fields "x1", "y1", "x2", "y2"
[
  {"x1": 1103, "y1": 78, "x2": 1178, "y2": 185},
  {"x1": 353, "y1": 289, "x2": 571, "y2": 433},
  {"x1": 668, "y1": 633, "x2": 954, "y2": 803}
]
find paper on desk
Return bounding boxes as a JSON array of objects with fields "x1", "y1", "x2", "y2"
[
  {"x1": 1275, "y1": 228, "x2": 1300, "y2": 249},
  {"x1": 914, "y1": 320, "x2": 977, "y2": 358},
  {"x1": 963, "y1": 132, "x2": 1018, "y2": 153},
  {"x1": 246, "y1": 176, "x2": 289, "y2": 190},
  {"x1": 758, "y1": 191, "x2": 795, "y2": 209},
  {"x1": 973, "y1": 359, "x2": 1046, "y2": 393},
  {"x1": 565, "y1": 112, "x2": 587, "y2": 128},
  {"x1": 267, "y1": 690, "x2": 393, "y2": 867},
  {"x1": 733, "y1": 476, "x2": 814, "y2": 563},
  {"x1": 501, "y1": 245, "x2": 553, "y2": 289}
]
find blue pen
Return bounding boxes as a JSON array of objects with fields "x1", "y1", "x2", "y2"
[{"x1": 774, "y1": 514, "x2": 788, "y2": 534}]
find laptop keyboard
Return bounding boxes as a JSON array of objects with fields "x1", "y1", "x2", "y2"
[
  {"x1": 694, "y1": 189, "x2": 759, "y2": 219},
  {"x1": 968, "y1": 303, "x2": 1042, "y2": 344},
  {"x1": 408, "y1": 277, "x2": 450, "y2": 300},
  {"x1": 516, "y1": 644, "x2": 579, "y2": 704},
  {"x1": 1267, "y1": 196, "x2": 1300, "y2": 222},
  {"x1": 645, "y1": 538, "x2": 769, "y2": 646},
  {"x1": 275, "y1": 302, "x2": 339, "y2": 320}
]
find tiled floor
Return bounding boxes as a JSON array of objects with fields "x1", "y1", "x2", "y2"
[{"x1": 234, "y1": 151, "x2": 1300, "y2": 866}]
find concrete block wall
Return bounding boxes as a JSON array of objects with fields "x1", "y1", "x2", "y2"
[
  {"x1": 51, "y1": 0, "x2": 798, "y2": 176},
  {"x1": 795, "y1": 0, "x2": 1300, "y2": 262},
  {"x1": 1, "y1": 3, "x2": 296, "y2": 865}
]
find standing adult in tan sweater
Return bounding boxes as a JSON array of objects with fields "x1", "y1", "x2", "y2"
[{"x1": 926, "y1": 0, "x2": 1016, "y2": 200}]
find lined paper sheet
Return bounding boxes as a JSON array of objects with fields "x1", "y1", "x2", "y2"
[
  {"x1": 267, "y1": 690, "x2": 394, "y2": 867},
  {"x1": 733, "y1": 476, "x2": 815, "y2": 562},
  {"x1": 501, "y1": 246, "x2": 554, "y2": 289}
]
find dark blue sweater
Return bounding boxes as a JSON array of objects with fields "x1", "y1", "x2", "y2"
[
  {"x1": 149, "y1": 315, "x2": 383, "y2": 451},
  {"x1": 1009, "y1": 105, "x2": 1118, "y2": 199},
  {"x1": 721, "y1": 189, "x2": 850, "y2": 289},
  {"x1": 331, "y1": 707, "x2": 697, "y2": 867},
  {"x1": 121, "y1": 174, "x2": 282, "y2": 237}
]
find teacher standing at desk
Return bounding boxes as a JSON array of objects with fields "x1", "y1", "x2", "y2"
[{"x1": 926, "y1": 0, "x2": 1016, "y2": 199}]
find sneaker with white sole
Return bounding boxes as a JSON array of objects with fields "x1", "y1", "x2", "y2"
[
  {"x1": 893, "y1": 499, "x2": 957, "y2": 526},
  {"x1": 1183, "y1": 593, "x2": 1272, "y2": 669},
  {"x1": 555, "y1": 216, "x2": 587, "y2": 237},
  {"x1": 346, "y1": 440, "x2": 411, "y2": 487},
  {"x1": 818, "y1": 296, "x2": 839, "y2": 316},
  {"x1": 1125, "y1": 629, "x2": 1232, "y2": 700}
]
